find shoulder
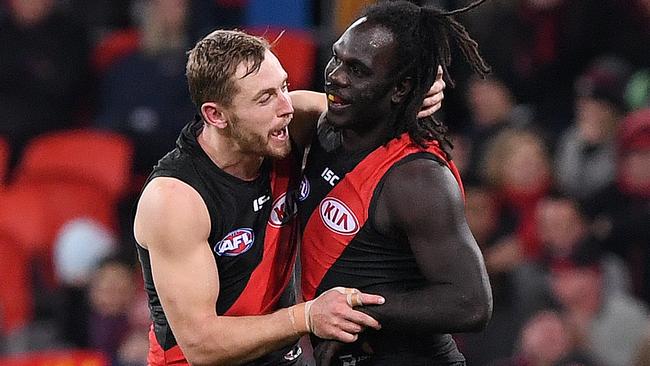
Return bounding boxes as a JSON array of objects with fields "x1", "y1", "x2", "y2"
[
  {"x1": 384, "y1": 156, "x2": 462, "y2": 202},
  {"x1": 376, "y1": 156, "x2": 465, "y2": 229},
  {"x1": 134, "y1": 177, "x2": 211, "y2": 249}
]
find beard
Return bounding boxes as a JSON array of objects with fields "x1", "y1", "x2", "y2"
[{"x1": 227, "y1": 113, "x2": 291, "y2": 159}]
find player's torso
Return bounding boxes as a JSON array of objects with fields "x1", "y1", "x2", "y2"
[
  {"x1": 138, "y1": 121, "x2": 303, "y2": 365},
  {"x1": 299, "y1": 127, "x2": 434, "y2": 301}
]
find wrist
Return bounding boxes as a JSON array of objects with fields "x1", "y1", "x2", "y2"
[{"x1": 289, "y1": 303, "x2": 310, "y2": 335}]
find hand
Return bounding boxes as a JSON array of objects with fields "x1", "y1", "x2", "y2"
[
  {"x1": 308, "y1": 287, "x2": 384, "y2": 343},
  {"x1": 417, "y1": 66, "x2": 445, "y2": 119},
  {"x1": 314, "y1": 340, "x2": 345, "y2": 366}
]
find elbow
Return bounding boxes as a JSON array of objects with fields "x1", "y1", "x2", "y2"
[
  {"x1": 456, "y1": 287, "x2": 493, "y2": 332},
  {"x1": 181, "y1": 337, "x2": 232, "y2": 366},
  {"x1": 465, "y1": 290, "x2": 493, "y2": 332}
]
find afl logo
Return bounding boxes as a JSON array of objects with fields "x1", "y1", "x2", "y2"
[
  {"x1": 214, "y1": 228, "x2": 254, "y2": 256},
  {"x1": 298, "y1": 176, "x2": 310, "y2": 201},
  {"x1": 268, "y1": 193, "x2": 297, "y2": 227},
  {"x1": 319, "y1": 197, "x2": 359, "y2": 235}
]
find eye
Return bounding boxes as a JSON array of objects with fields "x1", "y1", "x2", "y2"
[
  {"x1": 349, "y1": 64, "x2": 361, "y2": 76},
  {"x1": 258, "y1": 93, "x2": 272, "y2": 104},
  {"x1": 281, "y1": 81, "x2": 290, "y2": 92}
]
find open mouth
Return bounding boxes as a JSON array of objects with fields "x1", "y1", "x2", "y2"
[
  {"x1": 270, "y1": 125, "x2": 289, "y2": 141},
  {"x1": 327, "y1": 93, "x2": 351, "y2": 109}
]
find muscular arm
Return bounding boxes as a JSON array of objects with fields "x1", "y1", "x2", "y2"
[
  {"x1": 289, "y1": 90, "x2": 327, "y2": 150},
  {"x1": 134, "y1": 178, "x2": 383, "y2": 366},
  {"x1": 362, "y1": 159, "x2": 492, "y2": 334}
]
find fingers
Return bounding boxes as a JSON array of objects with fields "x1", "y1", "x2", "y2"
[
  {"x1": 346, "y1": 309, "x2": 381, "y2": 331},
  {"x1": 418, "y1": 68, "x2": 446, "y2": 118},
  {"x1": 309, "y1": 287, "x2": 383, "y2": 341}
]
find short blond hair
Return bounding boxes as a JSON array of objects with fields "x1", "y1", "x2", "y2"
[{"x1": 186, "y1": 29, "x2": 269, "y2": 108}]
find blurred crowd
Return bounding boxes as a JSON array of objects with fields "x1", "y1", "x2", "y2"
[{"x1": 0, "y1": 0, "x2": 649, "y2": 365}]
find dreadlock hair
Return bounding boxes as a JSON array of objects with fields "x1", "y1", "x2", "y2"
[{"x1": 360, "y1": 0, "x2": 491, "y2": 155}]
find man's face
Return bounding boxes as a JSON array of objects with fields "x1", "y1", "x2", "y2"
[
  {"x1": 324, "y1": 18, "x2": 400, "y2": 130},
  {"x1": 226, "y1": 50, "x2": 294, "y2": 159}
]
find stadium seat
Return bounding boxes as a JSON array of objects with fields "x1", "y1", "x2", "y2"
[
  {"x1": 0, "y1": 182, "x2": 116, "y2": 289},
  {"x1": 91, "y1": 28, "x2": 141, "y2": 74},
  {"x1": 14, "y1": 129, "x2": 134, "y2": 204},
  {"x1": 246, "y1": 27, "x2": 318, "y2": 90},
  {"x1": 0, "y1": 184, "x2": 51, "y2": 334},
  {"x1": 0, "y1": 238, "x2": 33, "y2": 335},
  {"x1": 0, "y1": 349, "x2": 109, "y2": 366}
]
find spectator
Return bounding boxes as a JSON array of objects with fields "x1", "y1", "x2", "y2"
[
  {"x1": 0, "y1": 0, "x2": 91, "y2": 167},
  {"x1": 555, "y1": 56, "x2": 632, "y2": 201},
  {"x1": 87, "y1": 256, "x2": 139, "y2": 364},
  {"x1": 480, "y1": 128, "x2": 553, "y2": 261},
  {"x1": 549, "y1": 244, "x2": 648, "y2": 366},
  {"x1": 463, "y1": 75, "x2": 533, "y2": 180},
  {"x1": 94, "y1": 0, "x2": 194, "y2": 177},
  {"x1": 460, "y1": 183, "x2": 545, "y2": 365},
  {"x1": 491, "y1": 310, "x2": 597, "y2": 366},
  {"x1": 583, "y1": 108, "x2": 650, "y2": 304}
]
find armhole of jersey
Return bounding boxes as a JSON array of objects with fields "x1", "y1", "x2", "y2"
[
  {"x1": 148, "y1": 170, "x2": 218, "y2": 244},
  {"x1": 367, "y1": 152, "x2": 447, "y2": 236}
]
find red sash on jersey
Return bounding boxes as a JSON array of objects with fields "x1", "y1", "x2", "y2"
[
  {"x1": 301, "y1": 133, "x2": 463, "y2": 300},
  {"x1": 225, "y1": 156, "x2": 300, "y2": 316}
]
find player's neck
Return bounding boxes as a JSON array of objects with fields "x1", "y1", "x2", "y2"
[
  {"x1": 340, "y1": 118, "x2": 393, "y2": 152},
  {"x1": 198, "y1": 128, "x2": 263, "y2": 181}
]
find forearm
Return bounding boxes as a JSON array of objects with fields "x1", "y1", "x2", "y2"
[
  {"x1": 357, "y1": 284, "x2": 490, "y2": 334},
  {"x1": 288, "y1": 90, "x2": 326, "y2": 147},
  {"x1": 185, "y1": 303, "x2": 308, "y2": 366}
]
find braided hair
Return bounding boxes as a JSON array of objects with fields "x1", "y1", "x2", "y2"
[{"x1": 360, "y1": 0, "x2": 491, "y2": 154}]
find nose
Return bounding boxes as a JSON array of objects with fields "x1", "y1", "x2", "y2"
[
  {"x1": 326, "y1": 62, "x2": 349, "y2": 88},
  {"x1": 277, "y1": 89, "x2": 294, "y2": 118}
]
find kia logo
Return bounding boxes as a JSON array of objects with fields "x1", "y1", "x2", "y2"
[
  {"x1": 214, "y1": 228, "x2": 254, "y2": 256},
  {"x1": 319, "y1": 197, "x2": 359, "y2": 235},
  {"x1": 268, "y1": 193, "x2": 297, "y2": 228}
]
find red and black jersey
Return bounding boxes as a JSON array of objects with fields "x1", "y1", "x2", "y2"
[
  {"x1": 137, "y1": 119, "x2": 302, "y2": 365},
  {"x1": 298, "y1": 125, "x2": 465, "y2": 364}
]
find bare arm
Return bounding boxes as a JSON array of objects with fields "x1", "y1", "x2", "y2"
[
  {"x1": 134, "y1": 178, "x2": 383, "y2": 366},
  {"x1": 289, "y1": 90, "x2": 327, "y2": 150},
  {"x1": 362, "y1": 159, "x2": 492, "y2": 334}
]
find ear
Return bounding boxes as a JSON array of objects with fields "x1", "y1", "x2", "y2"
[
  {"x1": 200, "y1": 102, "x2": 229, "y2": 129},
  {"x1": 391, "y1": 77, "x2": 413, "y2": 104}
]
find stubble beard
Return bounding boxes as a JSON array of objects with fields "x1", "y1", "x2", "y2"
[{"x1": 228, "y1": 114, "x2": 291, "y2": 159}]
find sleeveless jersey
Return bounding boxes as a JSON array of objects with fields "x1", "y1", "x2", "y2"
[
  {"x1": 137, "y1": 120, "x2": 302, "y2": 365},
  {"x1": 298, "y1": 127, "x2": 465, "y2": 364}
]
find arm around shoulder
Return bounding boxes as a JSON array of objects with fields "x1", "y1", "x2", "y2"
[{"x1": 289, "y1": 90, "x2": 326, "y2": 149}]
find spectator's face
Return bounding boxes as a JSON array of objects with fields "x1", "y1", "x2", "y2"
[
  {"x1": 152, "y1": 0, "x2": 188, "y2": 32},
  {"x1": 551, "y1": 267, "x2": 601, "y2": 309},
  {"x1": 324, "y1": 19, "x2": 400, "y2": 130},
  {"x1": 9, "y1": 0, "x2": 54, "y2": 26},
  {"x1": 90, "y1": 263, "x2": 135, "y2": 317},
  {"x1": 503, "y1": 136, "x2": 551, "y2": 192},
  {"x1": 576, "y1": 97, "x2": 619, "y2": 145},
  {"x1": 537, "y1": 199, "x2": 587, "y2": 256},
  {"x1": 520, "y1": 311, "x2": 571, "y2": 365},
  {"x1": 467, "y1": 78, "x2": 513, "y2": 127},
  {"x1": 620, "y1": 149, "x2": 650, "y2": 190},
  {"x1": 224, "y1": 50, "x2": 294, "y2": 159}
]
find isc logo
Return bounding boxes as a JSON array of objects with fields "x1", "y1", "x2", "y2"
[
  {"x1": 214, "y1": 228, "x2": 255, "y2": 256},
  {"x1": 319, "y1": 197, "x2": 359, "y2": 235},
  {"x1": 268, "y1": 193, "x2": 297, "y2": 227}
]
